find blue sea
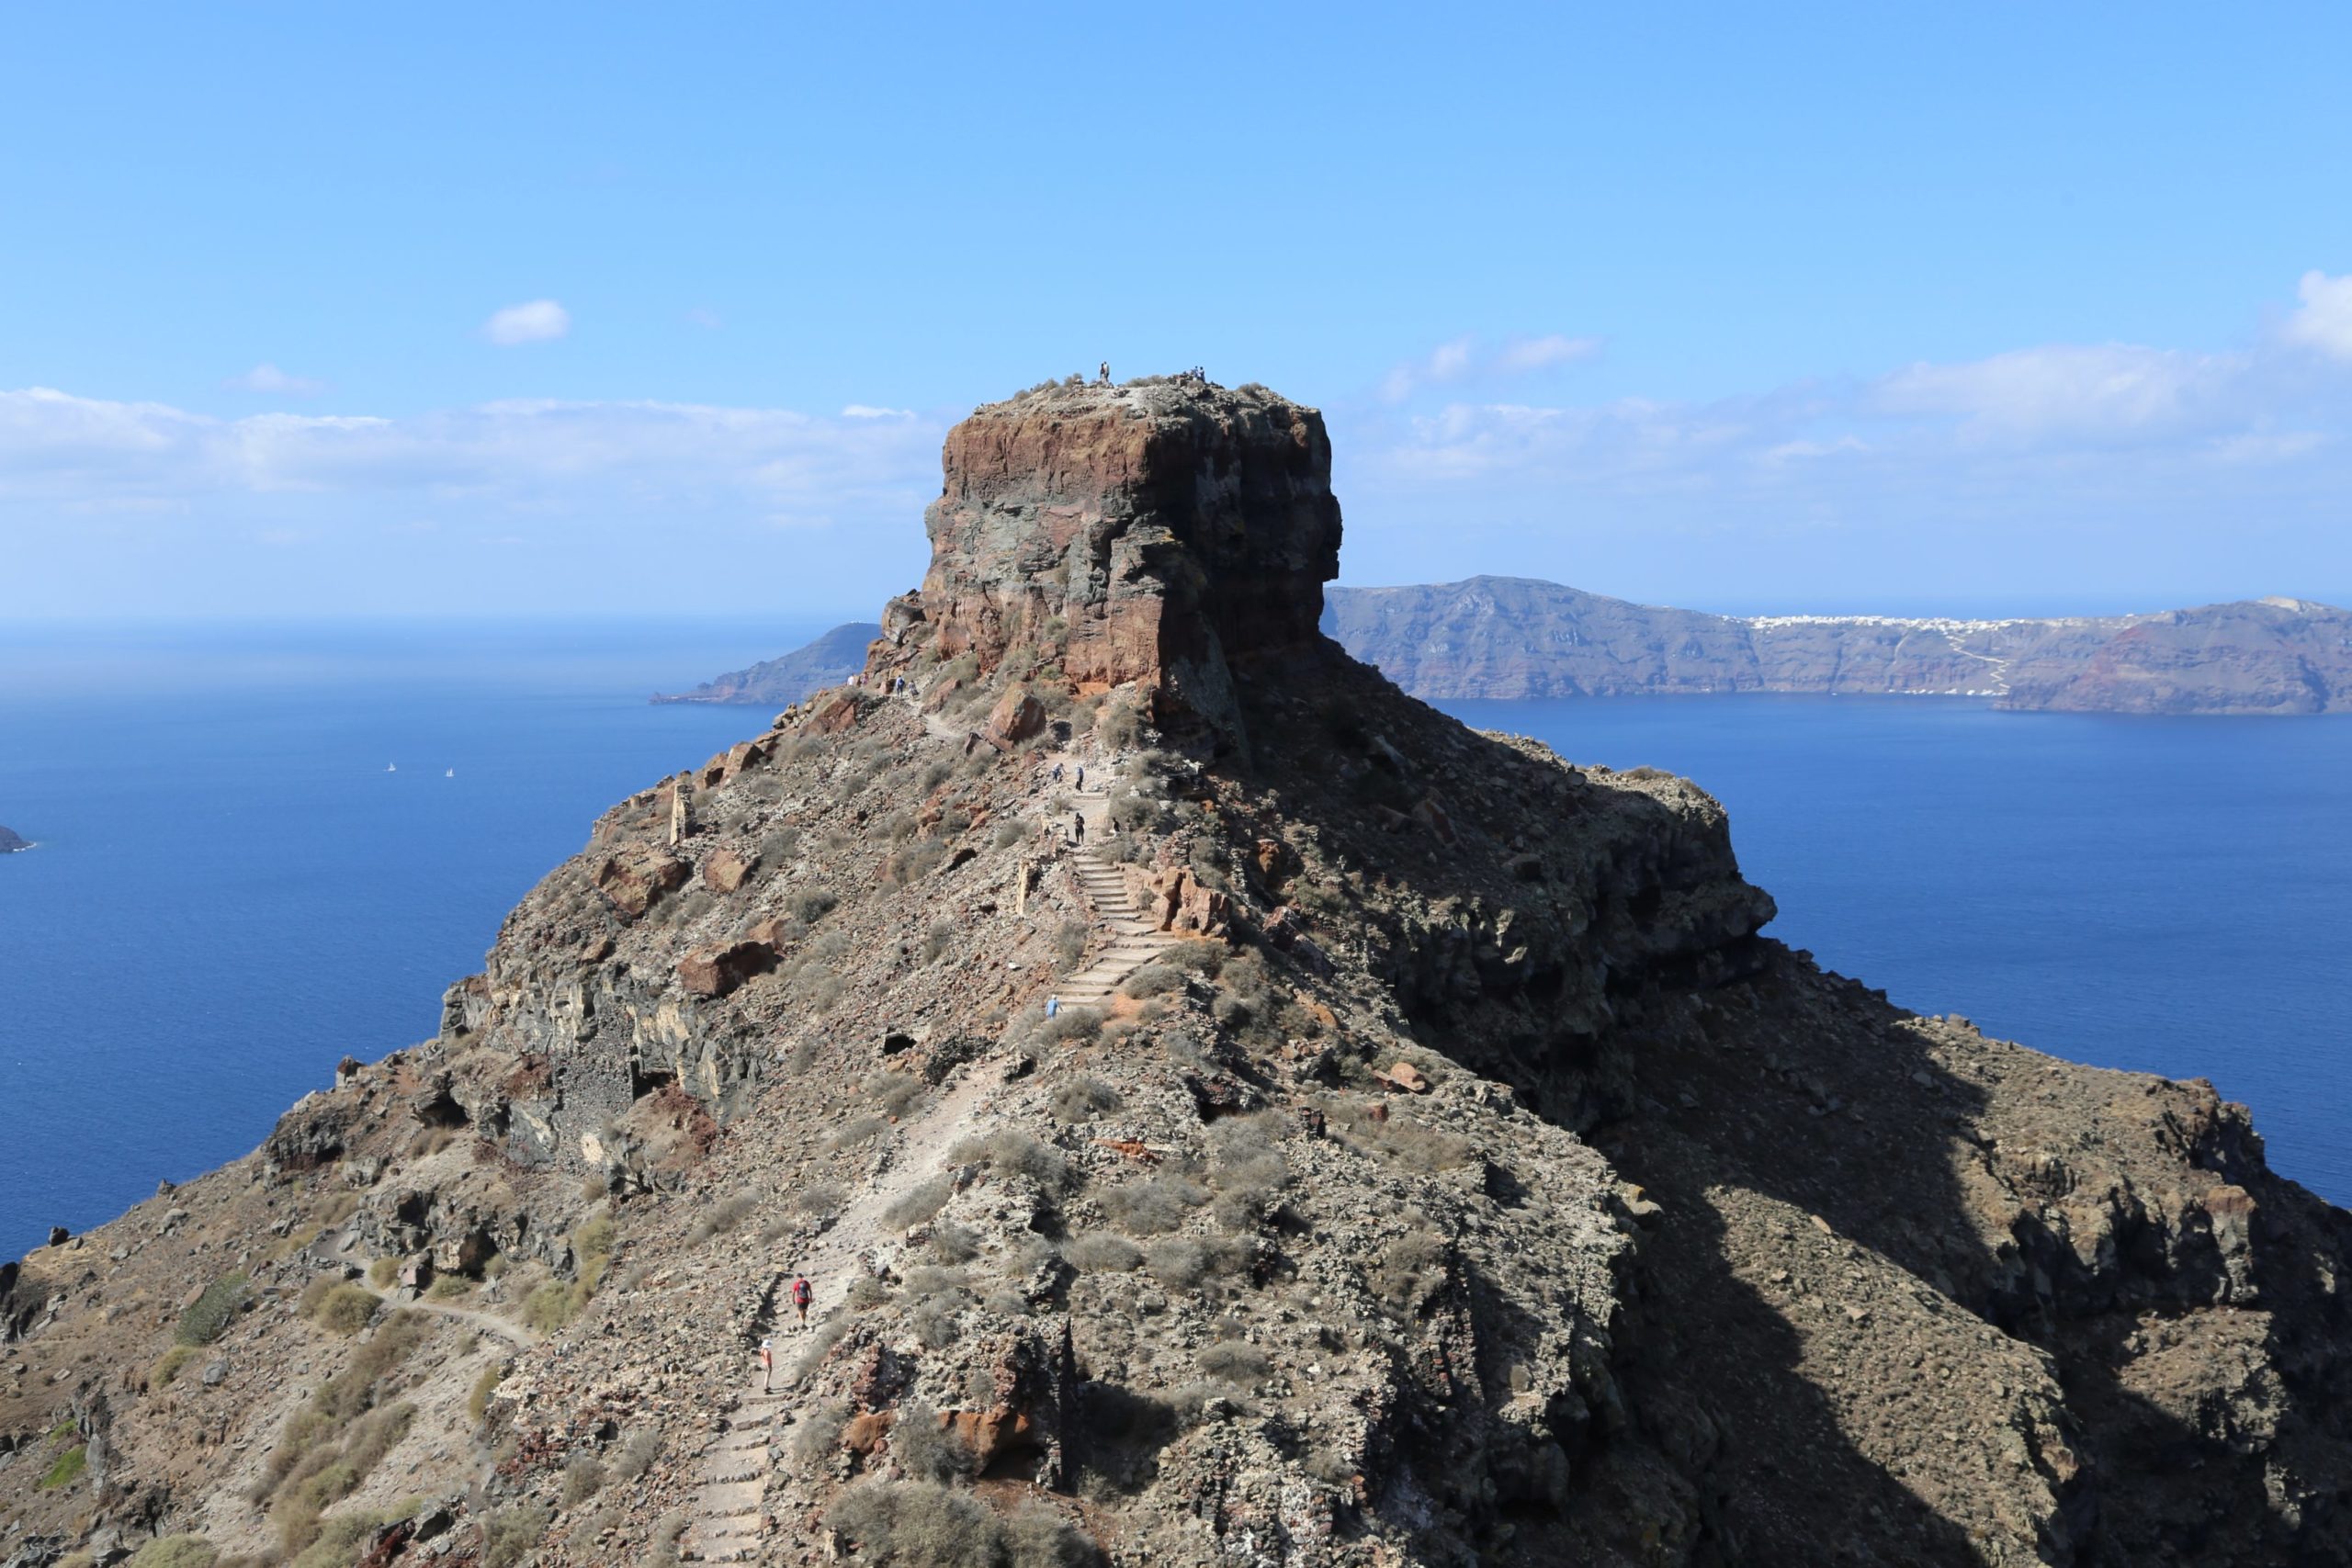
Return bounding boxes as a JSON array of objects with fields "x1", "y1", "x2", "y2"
[{"x1": 1, "y1": 637, "x2": 2346, "y2": 1258}]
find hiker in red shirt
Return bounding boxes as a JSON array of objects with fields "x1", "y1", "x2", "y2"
[{"x1": 791, "y1": 1273, "x2": 813, "y2": 1328}]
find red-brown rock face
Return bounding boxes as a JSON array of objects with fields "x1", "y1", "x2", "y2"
[{"x1": 899, "y1": 377, "x2": 1342, "y2": 746}]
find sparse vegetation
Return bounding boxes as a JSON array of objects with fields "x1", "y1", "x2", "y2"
[
  {"x1": 176, "y1": 1271, "x2": 250, "y2": 1347},
  {"x1": 469, "y1": 1363, "x2": 506, "y2": 1424},
  {"x1": 1034, "y1": 1007, "x2": 1103, "y2": 1046},
  {"x1": 832, "y1": 1114, "x2": 889, "y2": 1149},
  {"x1": 1144, "y1": 1235, "x2": 1248, "y2": 1291},
  {"x1": 1050, "y1": 1074, "x2": 1121, "y2": 1122},
  {"x1": 690, "y1": 1191, "x2": 757, "y2": 1244},
  {"x1": 126, "y1": 1538, "x2": 219, "y2": 1568},
  {"x1": 482, "y1": 1503, "x2": 554, "y2": 1568},
  {"x1": 882, "y1": 1177, "x2": 953, "y2": 1231},
  {"x1": 562, "y1": 1452, "x2": 606, "y2": 1506},
  {"x1": 40, "y1": 1443, "x2": 86, "y2": 1490},
  {"x1": 1196, "y1": 1341, "x2": 1271, "y2": 1384},
  {"x1": 949, "y1": 1128, "x2": 1069, "y2": 1188},
  {"x1": 893, "y1": 1404, "x2": 976, "y2": 1482},
  {"x1": 151, "y1": 1343, "x2": 201, "y2": 1388},
  {"x1": 301, "y1": 1280, "x2": 381, "y2": 1337},
  {"x1": 928, "y1": 1222, "x2": 980, "y2": 1263},
  {"x1": 1051, "y1": 920, "x2": 1089, "y2": 971},
  {"x1": 1101, "y1": 1174, "x2": 1207, "y2": 1235},
  {"x1": 865, "y1": 1071, "x2": 926, "y2": 1118},
  {"x1": 825, "y1": 1479, "x2": 1096, "y2": 1568},
  {"x1": 790, "y1": 1400, "x2": 849, "y2": 1472},
  {"x1": 797, "y1": 1180, "x2": 847, "y2": 1218},
  {"x1": 1118, "y1": 964, "x2": 1184, "y2": 998},
  {"x1": 1064, "y1": 1233, "x2": 1142, "y2": 1272}
]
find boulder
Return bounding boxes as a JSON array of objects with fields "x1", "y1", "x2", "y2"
[
  {"x1": 678, "y1": 940, "x2": 776, "y2": 998},
  {"x1": 594, "y1": 849, "x2": 688, "y2": 919},
  {"x1": 986, "y1": 686, "x2": 1047, "y2": 747},
  {"x1": 702, "y1": 847, "x2": 756, "y2": 893}
]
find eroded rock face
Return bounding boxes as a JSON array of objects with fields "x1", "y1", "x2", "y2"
[{"x1": 905, "y1": 378, "x2": 1343, "y2": 748}]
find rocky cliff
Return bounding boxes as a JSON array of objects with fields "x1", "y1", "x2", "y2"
[
  {"x1": 6, "y1": 376, "x2": 2350, "y2": 1568},
  {"x1": 0, "y1": 826, "x2": 25, "y2": 854},
  {"x1": 1324, "y1": 578, "x2": 2352, "y2": 714}
]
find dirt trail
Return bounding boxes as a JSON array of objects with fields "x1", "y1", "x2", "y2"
[
  {"x1": 682, "y1": 1063, "x2": 1003, "y2": 1562},
  {"x1": 356, "y1": 1282, "x2": 538, "y2": 1348}
]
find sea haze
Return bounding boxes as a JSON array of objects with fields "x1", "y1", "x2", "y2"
[
  {"x1": 0, "y1": 619, "x2": 831, "y2": 1258},
  {"x1": 1, "y1": 638, "x2": 2346, "y2": 1258},
  {"x1": 1441, "y1": 695, "x2": 2352, "y2": 1206}
]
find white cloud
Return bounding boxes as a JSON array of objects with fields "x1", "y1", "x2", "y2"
[
  {"x1": 481, "y1": 299, "x2": 571, "y2": 346},
  {"x1": 1380, "y1": 333, "x2": 1601, "y2": 402},
  {"x1": 223, "y1": 363, "x2": 326, "y2": 397},
  {"x1": 0, "y1": 388, "x2": 943, "y2": 516},
  {"x1": 1870, "y1": 343, "x2": 2245, "y2": 444},
  {"x1": 2285, "y1": 270, "x2": 2352, "y2": 360},
  {"x1": 842, "y1": 404, "x2": 914, "y2": 419}
]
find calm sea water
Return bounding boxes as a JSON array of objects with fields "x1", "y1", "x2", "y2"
[
  {"x1": 0, "y1": 621, "x2": 820, "y2": 1259},
  {"x1": 2, "y1": 644, "x2": 2345, "y2": 1258},
  {"x1": 1440, "y1": 696, "x2": 2352, "y2": 1207}
]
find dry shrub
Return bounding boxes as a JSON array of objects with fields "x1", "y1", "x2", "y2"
[
  {"x1": 1063, "y1": 1233, "x2": 1141, "y2": 1273},
  {"x1": 1196, "y1": 1341, "x2": 1270, "y2": 1384},
  {"x1": 927, "y1": 1223, "x2": 980, "y2": 1263},
  {"x1": 1051, "y1": 921, "x2": 1089, "y2": 970},
  {"x1": 303, "y1": 1282, "x2": 380, "y2": 1338},
  {"x1": 1370, "y1": 1222, "x2": 1450, "y2": 1312},
  {"x1": 561, "y1": 1453, "x2": 606, "y2": 1506},
  {"x1": 797, "y1": 1181, "x2": 847, "y2": 1218},
  {"x1": 1144, "y1": 1235, "x2": 1248, "y2": 1292},
  {"x1": 469, "y1": 1363, "x2": 505, "y2": 1425},
  {"x1": 1100, "y1": 1174, "x2": 1206, "y2": 1236},
  {"x1": 524, "y1": 1279, "x2": 588, "y2": 1332},
  {"x1": 482, "y1": 1502, "x2": 553, "y2": 1568},
  {"x1": 614, "y1": 1426, "x2": 662, "y2": 1481},
  {"x1": 892, "y1": 1404, "x2": 976, "y2": 1483},
  {"x1": 824, "y1": 1479, "x2": 1095, "y2": 1568},
  {"x1": 150, "y1": 1344, "x2": 200, "y2": 1389},
  {"x1": 881, "y1": 1178, "x2": 952, "y2": 1231},
  {"x1": 866, "y1": 1072, "x2": 926, "y2": 1118},
  {"x1": 831, "y1": 1115, "x2": 889, "y2": 1150},
  {"x1": 1207, "y1": 1113, "x2": 1292, "y2": 1229},
  {"x1": 1050, "y1": 1074, "x2": 1121, "y2": 1123},
  {"x1": 1118, "y1": 964, "x2": 1184, "y2": 999},
  {"x1": 791, "y1": 1400, "x2": 849, "y2": 1472},
  {"x1": 949, "y1": 1128, "x2": 1069, "y2": 1190},
  {"x1": 126, "y1": 1539, "x2": 218, "y2": 1568},
  {"x1": 1035, "y1": 1008, "x2": 1103, "y2": 1046}
]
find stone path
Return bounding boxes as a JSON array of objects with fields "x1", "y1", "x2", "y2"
[
  {"x1": 679, "y1": 1389, "x2": 789, "y2": 1562},
  {"x1": 1056, "y1": 844, "x2": 1177, "y2": 1006}
]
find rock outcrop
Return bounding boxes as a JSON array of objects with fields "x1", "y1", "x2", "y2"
[
  {"x1": 0, "y1": 825, "x2": 26, "y2": 853},
  {"x1": 5, "y1": 376, "x2": 2349, "y2": 1568},
  {"x1": 1324, "y1": 577, "x2": 2352, "y2": 713}
]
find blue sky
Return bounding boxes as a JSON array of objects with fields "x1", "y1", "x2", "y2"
[{"x1": 6, "y1": 3, "x2": 2352, "y2": 621}]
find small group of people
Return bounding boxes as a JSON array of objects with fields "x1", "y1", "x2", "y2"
[
  {"x1": 1047, "y1": 761, "x2": 1085, "y2": 789},
  {"x1": 756, "y1": 1272, "x2": 816, "y2": 1393}
]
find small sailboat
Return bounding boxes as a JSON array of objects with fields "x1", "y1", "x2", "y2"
[
  {"x1": 387, "y1": 762, "x2": 398, "y2": 773},
  {"x1": 445, "y1": 768, "x2": 455, "y2": 778}
]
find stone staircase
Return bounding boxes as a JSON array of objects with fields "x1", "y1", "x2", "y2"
[
  {"x1": 1057, "y1": 850, "x2": 1175, "y2": 1005},
  {"x1": 679, "y1": 1389, "x2": 789, "y2": 1562}
]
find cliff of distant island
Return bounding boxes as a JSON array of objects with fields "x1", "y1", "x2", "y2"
[
  {"x1": 1324, "y1": 578, "x2": 2352, "y2": 714},
  {"x1": 7, "y1": 373, "x2": 2352, "y2": 1568},
  {"x1": 680, "y1": 580, "x2": 2352, "y2": 717},
  {"x1": 0, "y1": 826, "x2": 25, "y2": 854},
  {"x1": 654, "y1": 624, "x2": 881, "y2": 707}
]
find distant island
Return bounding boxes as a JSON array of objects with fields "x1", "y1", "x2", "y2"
[
  {"x1": 650, "y1": 621, "x2": 877, "y2": 705},
  {"x1": 1323, "y1": 579, "x2": 2352, "y2": 713},
  {"x1": 669, "y1": 579, "x2": 2352, "y2": 716},
  {"x1": 0, "y1": 825, "x2": 27, "y2": 853}
]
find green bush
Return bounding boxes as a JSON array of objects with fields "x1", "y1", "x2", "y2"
[
  {"x1": 524, "y1": 1279, "x2": 587, "y2": 1331},
  {"x1": 469, "y1": 1363, "x2": 506, "y2": 1425},
  {"x1": 151, "y1": 1343, "x2": 201, "y2": 1389},
  {"x1": 176, "y1": 1271, "x2": 250, "y2": 1346},
  {"x1": 306, "y1": 1283, "x2": 381, "y2": 1337},
  {"x1": 127, "y1": 1537, "x2": 220, "y2": 1568},
  {"x1": 39, "y1": 1444, "x2": 85, "y2": 1490}
]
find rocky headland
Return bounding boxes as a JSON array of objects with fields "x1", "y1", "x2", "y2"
[
  {"x1": 6, "y1": 374, "x2": 2350, "y2": 1568},
  {"x1": 0, "y1": 827, "x2": 26, "y2": 854},
  {"x1": 1324, "y1": 578, "x2": 2352, "y2": 714},
  {"x1": 654, "y1": 626, "x2": 881, "y2": 708}
]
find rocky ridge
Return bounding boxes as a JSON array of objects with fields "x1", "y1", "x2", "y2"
[{"x1": 5, "y1": 374, "x2": 2350, "y2": 1568}]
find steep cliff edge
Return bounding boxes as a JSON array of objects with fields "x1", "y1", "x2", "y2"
[{"x1": 6, "y1": 377, "x2": 2349, "y2": 1568}]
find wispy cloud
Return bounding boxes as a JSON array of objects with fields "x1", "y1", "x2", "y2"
[
  {"x1": 1379, "y1": 333, "x2": 1601, "y2": 402},
  {"x1": 842, "y1": 404, "x2": 914, "y2": 419},
  {"x1": 223, "y1": 363, "x2": 327, "y2": 397},
  {"x1": 2285, "y1": 270, "x2": 2352, "y2": 361},
  {"x1": 481, "y1": 299, "x2": 571, "y2": 346}
]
